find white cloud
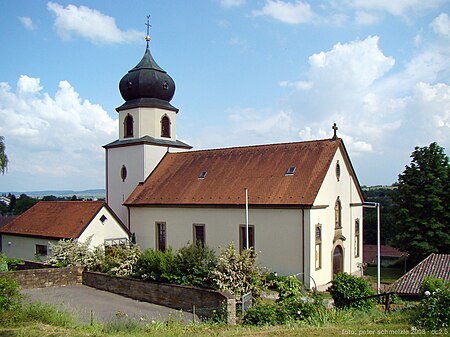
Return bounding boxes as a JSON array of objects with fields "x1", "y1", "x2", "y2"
[
  {"x1": 18, "y1": 17, "x2": 36, "y2": 30},
  {"x1": 308, "y1": 36, "x2": 395, "y2": 90},
  {"x1": 349, "y1": 0, "x2": 443, "y2": 17},
  {"x1": 431, "y1": 13, "x2": 450, "y2": 38},
  {"x1": 253, "y1": 0, "x2": 315, "y2": 24},
  {"x1": 354, "y1": 11, "x2": 380, "y2": 25},
  {"x1": 220, "y1": 0, "x2": 246, "y2": 8},
  {"x1": 47, "y1": 2, "x2": 141, "y2": 44},
  {"x1": 0, "y1": 76, "x2": 117, "y2": 189},
  {"x1": 17, "y1": 75, "x2": 43, "y2": 94},
  {"x1": 279, "y1": 80, "x2": 313, "y2": 90}
]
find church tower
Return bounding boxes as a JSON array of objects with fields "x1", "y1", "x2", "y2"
[{"x1": 104, "y1": 24, "x2": 191, "y2": 227}]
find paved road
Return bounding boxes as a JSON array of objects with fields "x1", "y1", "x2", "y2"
[{"x1": 22, "y1": 285, "x2": 195, "y2": 324}]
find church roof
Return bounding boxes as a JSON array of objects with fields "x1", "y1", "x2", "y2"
[
  {"x1": 126, "y1": 138, "x2": 361, "y2": 207},
  {"x1": 0, "y1": 201, "x2": 125, "y2": 239}
]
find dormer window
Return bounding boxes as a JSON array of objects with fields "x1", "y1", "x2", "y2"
[
  {"x1": 124, "y1": 114, "x2": 134, "y2": 138},
  {"x1": 198, "y1": 171, "x2": 207, "y2": 179},
  {"x1": 161, "y1": 115, "x2": 171, "y2": 138},
  {"x1": 285, "y1": 166, "x2": 296, "y2": 175}
]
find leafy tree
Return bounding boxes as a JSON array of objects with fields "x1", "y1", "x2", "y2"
[
  {"x1": 363, "y1": 186, "x2": 397, "y2": 245},
  {"x1": 13, "y1": 194, "x2": 38, "y2": 215},
  {"x1": 391, "y1": 143, "x2": 450, "y2": 264},
  {"x1": 0, "y1": 136, "x2": 8, "y2": 174}
]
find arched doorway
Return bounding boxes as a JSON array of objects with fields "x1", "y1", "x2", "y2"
[{"x1": 332, "y1": 245, "x2": 343, "y2": 277}]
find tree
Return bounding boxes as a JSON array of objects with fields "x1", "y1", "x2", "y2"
[
  {"x1": 391, "y1": 142, "x2": 450, "y2": 264},
  {"x1": 0, "y1": 136, "x2": 8, "y2": 174}
]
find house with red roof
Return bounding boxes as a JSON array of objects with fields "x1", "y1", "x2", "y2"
[
  {"x1": 0, "y1": 201, "x2": 130, "y2": 260},
  {"x1": 103, "y1": 35, "x2": 365, "y2": 290}
]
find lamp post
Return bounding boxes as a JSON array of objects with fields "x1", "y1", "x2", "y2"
[{"x1": 363, "y1": 201, "x2": 381, "y2": 294}]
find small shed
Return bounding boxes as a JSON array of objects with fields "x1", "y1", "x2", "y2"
[{"x1": 392, "y1": 253, "x2": 450, "y2": 296}]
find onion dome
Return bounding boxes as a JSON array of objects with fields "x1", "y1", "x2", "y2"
[{"x1": 117, "y1": 35, "x2": 177, "y2": 112}]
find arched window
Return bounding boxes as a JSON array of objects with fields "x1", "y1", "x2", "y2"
[
  {"x1": 335, "y1": 197, "x2": 342, "y2": 229},
  {"x1": 355, "y1": 219, "x2": 360, "y2": 258},
  {"x1": 161, "y1": 115, "x2": 171, "y2": 138},
  {"x1": 124, "y1": 114, "x2": 134, "y2": 138},
  {"x1": 315, "y1": 225, "x2": 322, "y2": 270}
]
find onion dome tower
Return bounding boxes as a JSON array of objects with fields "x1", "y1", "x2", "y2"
[
  {"x1": 117, "y1": 33, "x2": 177, "y2": 113},
  {"x1": 104, "y1": 17, "x2": 191, "y2": 227}
]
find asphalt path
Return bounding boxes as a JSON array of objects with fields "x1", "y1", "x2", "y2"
[{"x1": 21, "y1": 285, "x2": 195, "y2": 325}]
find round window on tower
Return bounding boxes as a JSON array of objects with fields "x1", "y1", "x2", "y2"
[{"x1": 121, "y1": 165, "x2": 127, "y2": 182}]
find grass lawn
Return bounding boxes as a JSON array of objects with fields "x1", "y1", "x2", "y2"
[
  {"x1": 0, "y1": 304, "x2": 419, "y2": 337},
  {"x1": 364, "y1": 266, "x2": 404, "y2": 284}
]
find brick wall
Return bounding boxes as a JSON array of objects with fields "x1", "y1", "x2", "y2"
[
  {"x1": 0, "y1": 266, "x2": 83, "y2": 289},
  {"x1": 83, "y1": 271, "x2": 236, "y2": 325}
]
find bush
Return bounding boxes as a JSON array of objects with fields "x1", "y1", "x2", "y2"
[
  {"x1": 211, "y1": 243, "x2": 267, "y2": 299},
  {"x1": 101, "y1": 244, "x2": 141, "y2": 277},
  {"x1": 276, "y1": 276, "x2": 305, "y2": 301},
  {"x1": 421, "y1": 275, "x2": 446, "y2": 294},
  {"x1": 328, "y1": 273, "x2": 374, "y2": 310},
  {"x1": 47, "y1": 236, "x2": 100, "y2": 270},
  {"x1": 243, "y1": 302, "x2": 280, "y2": 326},
  {"x1": 416, "y1": 279, "x2": 450, "y2": 330},
  {"x1": 0, "y1": 276, "x2": 22, "y2": 313},
  {"x1": 134, "y1": 248, "x2": 176, "y2": 282},
  {"x1": 172, "y1": 243, "x2": 217, "y2": 287}
]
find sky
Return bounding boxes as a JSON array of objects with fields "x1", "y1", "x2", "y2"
[{"x1": 0, "y1": 0, "x2": 449, "y2": 192}]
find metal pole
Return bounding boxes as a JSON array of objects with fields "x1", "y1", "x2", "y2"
[
  {"x1": 377, "y1": 202, "x2": 381, "y2": 294},
  {"x1": 245, "y1": 188, "x2": 249, "y2": 250}
]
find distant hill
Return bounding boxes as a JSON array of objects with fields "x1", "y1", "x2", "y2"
[{"x1": 1, "y1": 189, "x2": 106, "y2": 199}]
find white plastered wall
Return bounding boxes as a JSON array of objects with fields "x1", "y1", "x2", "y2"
[
  {"x1": 119, "y1": 107, "x2": 177, "y2": 141},
  {"x1": 1, "y1": 235, "x2": 59, "y2": 260},
  {"x1": 309, "y1": 145, "x2": 364, "y2": 289},
  {"x1": 130, "y1": 207, "x2": 304, "y2": 276},
  {"x1": 78, "y1": 206, "x2": 129, "y2": 247},
  {"x1": 106, "y1": 144, "x2": 168, "y2": 227}
]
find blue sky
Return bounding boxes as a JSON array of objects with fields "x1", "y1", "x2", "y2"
[{"x1": 0, "y1": 0, "x2": 449, "y2": 192}]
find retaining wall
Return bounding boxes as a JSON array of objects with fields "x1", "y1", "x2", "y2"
[
  {"x1": 0, "y1": 265, "x2": 83, "y2": 289},
  {"x1": 83, "y1": 271, "x2": 236, "y2": 324}
]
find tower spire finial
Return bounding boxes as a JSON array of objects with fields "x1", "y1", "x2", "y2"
[{"x1": 145, "y1": 15, "x2": 152, "y2": 47}]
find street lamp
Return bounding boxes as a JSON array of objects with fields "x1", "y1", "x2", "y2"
[{"x1": 363, "y1": 201, "x2": 381, "y2": 294}]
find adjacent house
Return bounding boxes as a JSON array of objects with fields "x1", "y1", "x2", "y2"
[
  {"x1": 104, "y1": 34, "x2": 365, "y2": 290},
  {"x1": 363, "y1": 244, "x2": 405, "y2": 267},
  {"x1": 0, "y1": 201, "x2": 130, "y2": 260}
]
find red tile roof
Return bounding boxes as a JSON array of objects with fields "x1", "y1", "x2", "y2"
[
  {"x1": 363, "y1": 244, "x2": 405, "y2": 264},
  {"x1": 126, "y1": 138, "x2": 363, "y2": 207},
  {"x1": 392, "y1": 254, "x2": 450, "y2": 295},
  {"x1": 0, "y1": 201, "x2": 105, "y2": 239}
]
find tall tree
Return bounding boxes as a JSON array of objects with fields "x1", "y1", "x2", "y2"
[
  {"x1": 0, "y1": 136, "x2": 8, "y2": 174},
  {"x1": 391, "y1": 142, "x2": 450, "y2": 264}
]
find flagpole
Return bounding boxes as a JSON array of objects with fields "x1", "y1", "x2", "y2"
[{"x1": 245, "y1": 188, "x2": 249, "y2": 250}]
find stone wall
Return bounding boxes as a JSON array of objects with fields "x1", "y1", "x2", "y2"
[
  {"x1": 83, "y1": 271, "x2": 236, "y2": 325},
  {"x1": 0, "y1": 266, "x2": 83, "y2": 289}
]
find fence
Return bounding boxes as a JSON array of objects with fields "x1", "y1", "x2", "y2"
[{"x1": 347, "y1": 292, "x2": 393, "y2": 312}]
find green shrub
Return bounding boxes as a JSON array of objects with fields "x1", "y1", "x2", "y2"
[
  {"x1": 211, "y1": 243, "x2": 267, "y2": 299},
  {"x1": 421, "y1": 275, "x2": 446, "y2": 294},
  {"x1": 416, "y1": 279, "x2": 450, "y2": 330},
  {"x1": 328, "y1": 273, "x2": 375, "y2": 310},
  {"x1": 276, "y1": 276, "x2": 305, "y2": 301},
  {"x1": 243, "y1": 302, "x2": 280, "y2": 326},
  {"x1": 172, "y1": 243, "x2": 217, "y2": 287},
  {"x1": 0, "y1": 276, "x2": 22, "y2": 313},
  {"x1": 134, "y1": 248, "x2": 176, "y2": 282}
]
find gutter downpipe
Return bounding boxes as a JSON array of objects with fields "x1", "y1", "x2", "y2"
[{"x1": 302, "y1": 208, "x2": 305, "y2": 285}]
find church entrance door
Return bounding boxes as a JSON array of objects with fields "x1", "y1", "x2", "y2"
[{"x1": 332, "y1": 245, "x2": 343, "y2": 278}]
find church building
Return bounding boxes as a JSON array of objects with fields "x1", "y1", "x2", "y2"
[{"x1": 104, "y1": 30, "x2": 364, "y2": 290}]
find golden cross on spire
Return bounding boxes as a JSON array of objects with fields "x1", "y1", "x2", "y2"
[{"x1": 145, "y1": 15, "x2": 152, "y2": 47}]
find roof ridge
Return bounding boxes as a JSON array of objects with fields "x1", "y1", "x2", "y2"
[{"x1": 171, "y1": 138, "x2": 339, "y2": 155}]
